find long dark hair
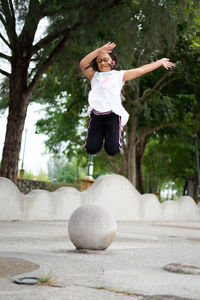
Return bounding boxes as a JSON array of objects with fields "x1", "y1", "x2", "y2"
[{"x1": 85, "y1": 52, "x2": 118, "y2": 72}]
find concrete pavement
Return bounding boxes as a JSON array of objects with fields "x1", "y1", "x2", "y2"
[{"x1": 0, "y1": 221, "x2": 200, "y2": 300}]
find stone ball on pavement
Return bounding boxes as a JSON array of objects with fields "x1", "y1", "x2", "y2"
[{"x1": 68, "y1": 203, "x2": 117, "y2": 250}]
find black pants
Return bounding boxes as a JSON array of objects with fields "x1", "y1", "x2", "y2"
[{"x1": 85, "y1": 112, "x2": 123, "y2": 156}]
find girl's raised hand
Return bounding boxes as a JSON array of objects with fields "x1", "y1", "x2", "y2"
[
  {"x1": 160, "y1": 58, "x2": 174, "y2": 70},
  {"x1": 99, "y1": 42, "x2": 116, "y2": 54}
]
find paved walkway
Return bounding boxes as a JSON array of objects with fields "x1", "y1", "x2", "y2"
[{"x1": 0, "y1": 221, "x2": 200, "y2": 300}]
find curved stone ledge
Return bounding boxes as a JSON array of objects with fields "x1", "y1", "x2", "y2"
[{"x1": 0, "y1": 175, "x2": 200, "y2": 221}]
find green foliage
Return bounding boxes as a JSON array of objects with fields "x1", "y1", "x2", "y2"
[
  {"x1": 92, "y1": 149, "x2": 126, "y2": 178},
  {"x1": 136, "y1": 96, "x2": 175, "y2": 129},
  {"x1": 36, "y1": 169, "x2": 49, "y2": 181},
  {"x1": 142, "y1": 106, "x2": 200, "y2": 194},
  {"x1": 47, "y1": 157, "x2": 64, "y2": 180},
  {"x1": 33, "y1": 53, "x2": 88, "y2": 158},
  {"x1": 1, "y1": 0, "x2": 199, "y2": 191},
  {"x1": 18, "y1": 170, "x2": 34, "y2": 180},
  {"x1": 57, "y1": 161, "x2": 81, "y2": 183},
  {"x1": 0, "y1": 78, "x2": 9, "y2": 113},
  {"x1": 35, "y1": 0, "x2": 186, "y2": 151},
  {"x1": 47, "y1": 156, "x2": 86, "y2": 183},
  {"x1": 17, "y1": 169, "x2": 50, "y2": 181},
  {"x1": 33, "y1": 0, "x2": 200, "y2": 193},
  {"x1": 141, "y1": 4, "x2": 200, "y2": 195}
]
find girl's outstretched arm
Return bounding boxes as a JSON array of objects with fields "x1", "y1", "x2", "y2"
[
  {"x1": 80, "y1": 42, "x2": 116, "y2": 81},
  {"x1": 123, "y1": 58, "x2": 174, "y2": 82}
]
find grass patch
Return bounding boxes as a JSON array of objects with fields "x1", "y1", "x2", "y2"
[
  {"x1": 95, "y1": 286, "x2": 141, "y2": 296},
  {"x1": 37, "y1": 271, "x2": 55, "y2": 286},
  {"x1": 46, "y1": 182, "x2": 81, "y2": 192}
]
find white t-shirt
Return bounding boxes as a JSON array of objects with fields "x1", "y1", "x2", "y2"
[{"x1": 87, "y1": 70, "x2": 129, "y2": 126}]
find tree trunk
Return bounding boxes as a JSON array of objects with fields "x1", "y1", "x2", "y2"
[
  {"x1": 0, "y1": 106, "x2": 27, "y2": 184},
  {"x1": 136, "y1": 146, "x2": 144, "y2": 193},
  {"x1": 186, "y1": 177, "x2": 198, "y2": 200},
  {"x1": 136, "y1": 136, "x2": 150, "y2": 193},
  {"x1": 0, "y1": 98, "x2": 30, "y2": 183},
  {"x1": 127, "y1": 114, "x2": 137, "y2": 186},
  {"x1": 127, "y1": 146, "x2": 137, "y2": 186},
  {"x1": 0, "y1": 61, "x2": 31, "y2": 184}
]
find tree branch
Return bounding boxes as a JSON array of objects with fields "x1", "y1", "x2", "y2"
[
  {"x1": 32, "y1": 27, "x2": 71, "y2": 54},
  {"x1": 137, "y1": 72, "x2": 180, "y2": 104},
  {"x1": 27, "y1": 22, "x2": 81, "y2": 95},
  {"x1": 0, "y1": 68, "x2": 11, "y2": 77},
  {"x1": 19, "y1": 0, "x2": 43, "y2": 46},
  {"x1": 156, "y1": 76, "x2": 180, "y2": 93},
  {"x1": 8, "y1": 0, "x2": 16, "y2": 21},
  {"x1": 0, "y1": 32, "x2": 11, "y2": 49},
  {"x1": 0, "y1": 52, "x2": 11, "y2": 61},
  {"x1": 40, "y1": 0, "x2": 52, "y2": 14},
  {"x1": 0, "y1": 12, "x2": 6, "y2": 27},
  {"x1": 148, "y1": 72, "x2": 170, "y2": 96},
  {"x1": 137, "y1": 72, "x2": 169, "y2": 103},
  {"x1": 134, "y1": 123, "x2": 176, "y2": 147},
  {"x1": 145, "y1": 76, "x2": 180, "y2": 103},
  {"x1": 1, "y1": 0, "x2": 17, "y2": 45}
]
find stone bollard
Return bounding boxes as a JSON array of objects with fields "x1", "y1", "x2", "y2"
[{"x1": 68, "y1": 203, "x2": 117, "y2": 251}]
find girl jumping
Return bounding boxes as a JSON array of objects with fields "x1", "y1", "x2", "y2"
[{"x1": 80, "y1": 42, "x2": 174, "y2": 156}]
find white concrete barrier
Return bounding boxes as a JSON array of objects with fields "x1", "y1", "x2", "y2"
[
  {"x1": 140, "y1": 194, "x2": 162, "y2": 220},
  {"x1": 23, "y1": 188, "x2": 81, "y2": 221},
  {"x1": 178, "y1": 196, "x2": 200, "y2": 221},
  {"x1": 0, "y1": 177, "x2": 23, "y2": 221},
  {"x1": 81, "y1": 174, "x2": 141, "y2": 221},
  {"x1": 161, "y1": 200, "x2": 180, "y2": 221},
  {"x1": 0, "y1": 175, "x2": 200, "y2": 221}
]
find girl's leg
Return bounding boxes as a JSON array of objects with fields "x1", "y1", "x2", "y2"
[
  {"x1": 104, "y1": 113, "x2": 123, "y2": 156},
  {"x1": 85, "y1": 112, "x2": 104, "y2": 155}
]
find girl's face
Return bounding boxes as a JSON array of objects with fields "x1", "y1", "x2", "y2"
[{"x1": 96, "y1": 53, "x2": 113, "y2": 72}]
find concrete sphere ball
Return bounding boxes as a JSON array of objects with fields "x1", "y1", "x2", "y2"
[{"x1": 68, "y1": 204, "x2": 117, "y2": 250}]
